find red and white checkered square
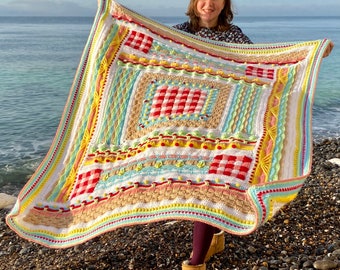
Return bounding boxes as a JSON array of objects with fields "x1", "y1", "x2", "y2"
[
  {"x1": 125, "y1": 30, "x2": 153, "y2": 53},
  {"x1": 150, "y1": 85, "x2": 207, "y2": 118},
  {"x1": 209, "y1": 155, "x2": 252, "y2": 181},
  {"x1": 245, "y1": 66, "x2": 274, "y2": 80},
  {"x1": 71, "y1": 169, "x2": 103, "y2": 199}
]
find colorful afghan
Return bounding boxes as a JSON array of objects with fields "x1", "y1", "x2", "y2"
[{"x1": 6, "y1": 0, "x2": 331, "y2": 248}]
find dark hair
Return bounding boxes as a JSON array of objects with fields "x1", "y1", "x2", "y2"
[{"x1": 186, "y1": 0, "x2": 234, "y2": 32}]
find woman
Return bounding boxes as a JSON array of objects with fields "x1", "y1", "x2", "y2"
[
  {"x1": 173, "y1": 1, "x2": 333, "y2": 269},
  {"x1": 174, "y1": 1, "x2": 252, "y2": 269},
  {"x1": 173, "y1": 0, "x2": 252, "y2": 44}
]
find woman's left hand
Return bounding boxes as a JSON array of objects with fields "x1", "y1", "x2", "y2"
[{"x1": 323, "y1": 41, "x2": 334, "y2": 58}]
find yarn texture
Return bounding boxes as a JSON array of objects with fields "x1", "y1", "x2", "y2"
[{"x1": 6, "y1": 0, "x2": 332, "y2": 248}]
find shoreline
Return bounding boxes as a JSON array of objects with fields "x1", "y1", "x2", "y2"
[{"x1": 0, "y1": 138, "x2": 339, "y2": 269}]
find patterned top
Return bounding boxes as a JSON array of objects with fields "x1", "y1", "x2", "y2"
[{"x1": 173, "y1": 21, "x2": 252, "y2": 44}]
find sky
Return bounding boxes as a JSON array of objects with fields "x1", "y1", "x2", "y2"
[{"x1": 0, "y1": 0, "x2": 339, "y2": 17}]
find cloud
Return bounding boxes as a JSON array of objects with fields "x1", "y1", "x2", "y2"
[{"x1": 0, "y1": 0, "x2": 95, "y2": 16}]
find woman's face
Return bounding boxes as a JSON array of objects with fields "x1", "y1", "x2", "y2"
[{"x1": 196, "y1": 0, "x2": 225, "y2": 28}]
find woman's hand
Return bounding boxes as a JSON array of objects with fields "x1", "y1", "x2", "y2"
[{"x1": 323, "y1": 41, "x2": 334, "y2": 58}]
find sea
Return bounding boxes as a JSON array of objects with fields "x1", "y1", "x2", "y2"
[{"x1": 0, "y1": 16, "x2": 339, "y2": 194}]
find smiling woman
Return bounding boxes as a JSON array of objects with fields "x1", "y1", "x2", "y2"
[
  {"x1": 173, "y1": 0, "x2": 252, "y2": 44},
  {"x1": 173, "y1": 1, "x2": 254, "y2": 269},
  {"x1": 195, "y1": 0, "x2": 226, "y2": 28}
]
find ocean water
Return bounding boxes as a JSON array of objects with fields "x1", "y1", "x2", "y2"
[{"x1": 0, "y1": 16, "x2": 339, "y2": 193}]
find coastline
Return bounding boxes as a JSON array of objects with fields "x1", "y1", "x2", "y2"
[{"x1": 0, "y1": 138, "x2": 339, "y2": 270}]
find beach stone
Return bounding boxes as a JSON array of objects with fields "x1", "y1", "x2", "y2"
[
  {"x1": 0, "y1": 193, "x2": 16, "y2": 209},
  {"x1": 248, "y1": 246, "x2": 257, "y2": 254},
  {"x1": 302, "y1": 260, "x2": 314, "y2": 268},
  {"x1": 8, "y1": 245, "x2": 20, "y2": 254},
  {"x1": 328, "y1": 158, "x2": 340, "y2": 166},
  {"x1": 332, "y1": 249, "x2": 340, "y2": 256},
  {"x1": 19, "y1": 248, "x2": 30, "y2": 255},
  {"x1": 0, "y1": 251, "x2": 9, "y2": 257},
  {"x1": 283, "y1": 256, "x2": 297, "y2": 264},
  {"x1": 315, "y1": 247, "x2": 326, "y2": 256},
  {"x1": 313, "y1": 260, "x2": 338, "y2": 269},
  {"x1": 269, "y1": 259, "x2": 282, "y2": 266}
]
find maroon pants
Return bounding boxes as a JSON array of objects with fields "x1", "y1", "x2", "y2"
[{"x1": 190, "y1": 221, "x2": 220, "y2": 265}]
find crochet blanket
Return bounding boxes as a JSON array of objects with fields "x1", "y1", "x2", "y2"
[{"x1": 6, "y1": 0, "x2": 332, "y2": 248}]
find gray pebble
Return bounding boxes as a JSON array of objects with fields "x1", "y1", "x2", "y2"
[
  {"x1": 313, "y1": 260, "x2": 339, "y2": 269},
  {"x1": 19, "y1": 248, "x2": 30, "y2": 255},
  {"x1": 269, "y1": 259, "x2": 282, "y2": 265},
  {"x1": 0, "y1": 251, "x2": 9, "y2": 257},
  {"x1": 248, "y1": 246, "x2": 257, "y2": 254},
  {"x1": 302, "y1": 260, "x2": 314, "y2": 268},
  {"x1": 332, "y1": 249, "x2": 340, "y2": 256}
]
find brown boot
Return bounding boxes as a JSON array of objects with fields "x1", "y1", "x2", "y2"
[
  {"x1": 204, "y1": 230, "x2": 225, "y2": 262},
  {"x1": 182, "y1": 260, "x2": 206, "y2": 270}
]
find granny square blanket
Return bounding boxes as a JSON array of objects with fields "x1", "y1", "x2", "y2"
[{"x1": 6, "y1": 0, "x2": 332, "y2": 248}]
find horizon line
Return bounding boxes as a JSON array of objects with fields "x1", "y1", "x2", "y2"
[{"x1": 0, "y1": 15, "x2": 339, "y2": 18}]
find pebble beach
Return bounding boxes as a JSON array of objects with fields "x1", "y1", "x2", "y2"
[{"x1": 0, "y1": 138, "x2": 339, "y2": 270}]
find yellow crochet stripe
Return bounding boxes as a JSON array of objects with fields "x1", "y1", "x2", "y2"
[
  {"x1": 41, "y1": 7, "x2": 117, "y2": 204},
  {"x1": 252, "y1": 68, "x2": 289, "y2": 185},
  {"x1": 266, "y1": 192, "x2": 299, "y2": 221},
  {"x1": 119, "y1": 52, "x2": 269, "y2": 86},
  {"x1": 84, "y1": 139, "x2": 255, "y2": 166},
  {"x1": 19, "y1": 203, "x2": 256, "y2": 239},
  {"x1": 18, "y1": 3, "x2": 115, "y2": 211},
  {"x1": 293, "y1": 42, "x2": 319, "y2": 176},
  {"x1": 57, "y1": 26, "x2": 130, "y2": 203}
]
